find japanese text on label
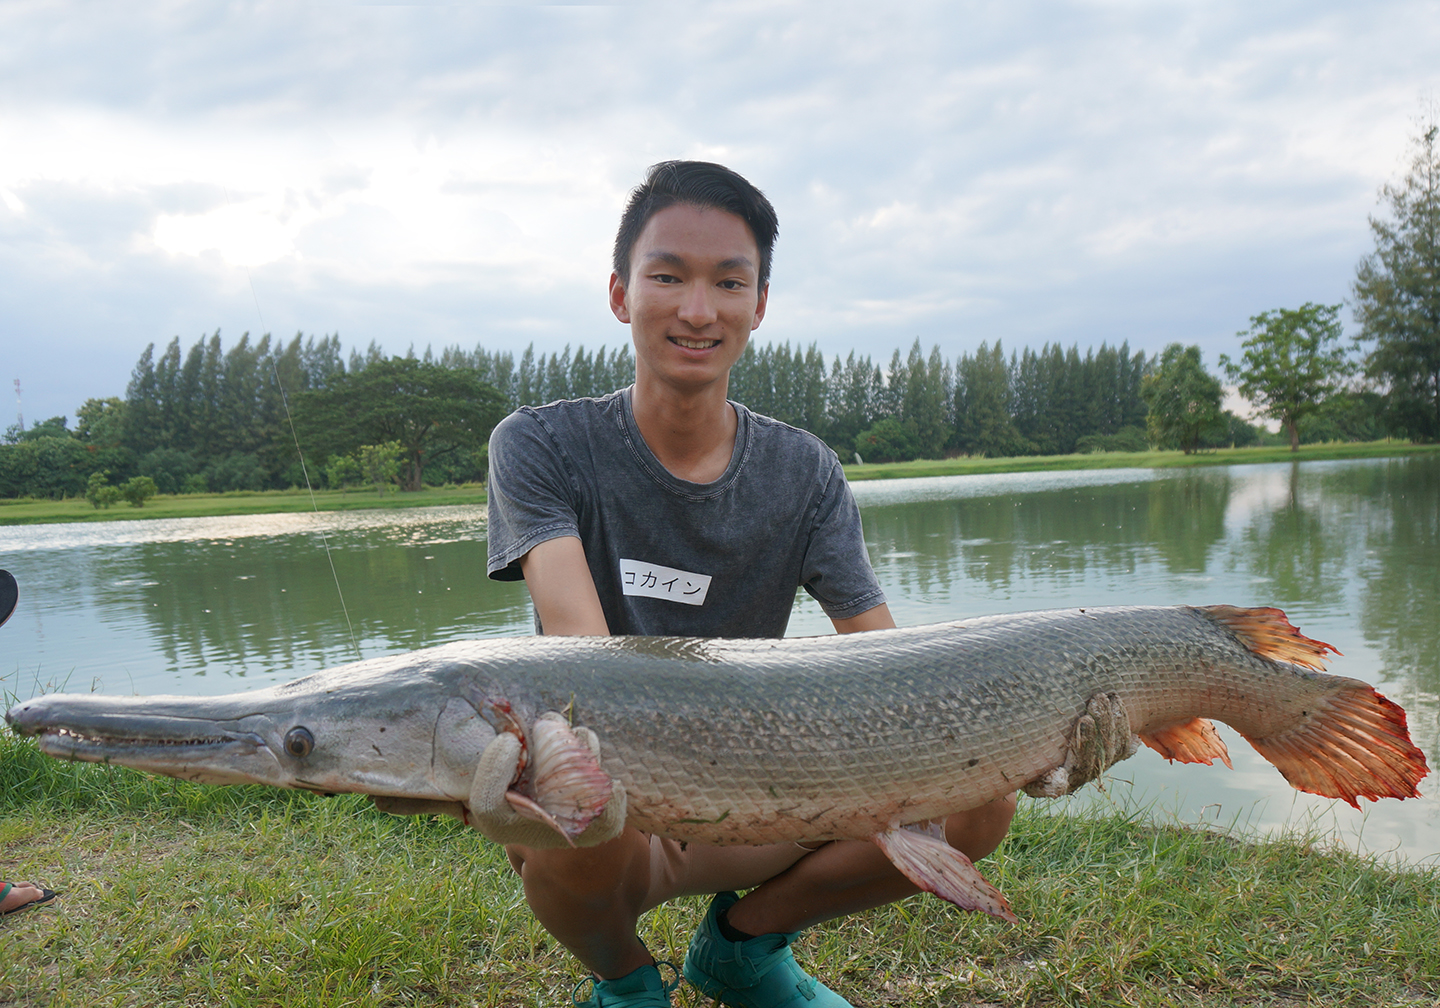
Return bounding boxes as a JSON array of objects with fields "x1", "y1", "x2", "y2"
[{"x1": 618, "y1": 558, "x2": 712, "y2": 606}]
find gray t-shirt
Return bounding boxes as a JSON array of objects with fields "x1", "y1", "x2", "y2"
[{"x1": 486, "y1": 387, "x2": 885, "y2": 638}]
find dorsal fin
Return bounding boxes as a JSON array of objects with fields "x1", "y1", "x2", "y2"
[{"x1": 1199, "y1": 605, "x2": 1340, "y2": 671}]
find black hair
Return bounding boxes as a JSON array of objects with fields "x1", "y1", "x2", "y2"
[{"x1": 612, "y1": 160, "x2": 778, "y2": 288}]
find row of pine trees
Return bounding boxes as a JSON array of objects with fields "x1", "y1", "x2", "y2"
[{"x1": 3, "y1": 331, "x2": 1155, "y2": 498}]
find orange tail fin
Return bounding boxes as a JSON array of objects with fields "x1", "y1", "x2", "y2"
[
  {"x1": 1198, "y1": 605, "x2": 1428, "y2": 806},
  {"x1": 1241, "y1": 685, "x2": 1429, "y2": 808}
]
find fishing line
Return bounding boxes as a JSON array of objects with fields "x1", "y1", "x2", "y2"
[{"x1": 224, "y1": 188, "x2": 361, "y2": 660}]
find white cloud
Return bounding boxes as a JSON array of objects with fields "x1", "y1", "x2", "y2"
[{"x1": 1, "y1": 1, "x2": 1438, "y2": 423}]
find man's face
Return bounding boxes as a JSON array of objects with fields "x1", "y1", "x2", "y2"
[{"x1": 609, "y1": 202, "x2": 768, "y2": 395}]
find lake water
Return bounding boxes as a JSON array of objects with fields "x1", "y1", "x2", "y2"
[{"x1": 2, "y1": 456, "x2": 1436, "y2": 865}]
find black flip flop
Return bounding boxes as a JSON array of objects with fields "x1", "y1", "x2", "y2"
[
  {"x1": 0, "y1": 882, "x2": 60, "y2": 916},
  {"x1": 0, "y1": 569, "x2": 16, "y2": 628}
]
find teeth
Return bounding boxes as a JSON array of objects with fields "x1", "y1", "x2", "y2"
[
  {"x1": 673, "y1": 338, "x2": 719, "y2": 349},
  {"x1": 50, "y1": 726, "x2": 225, "y2": 747}
]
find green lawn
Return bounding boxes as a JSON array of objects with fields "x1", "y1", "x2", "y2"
[
  {"x1": 842, "y1": 439, "x2": 1440, "y2": 481},
  {"x1": 4, "y1": 441, "x2": 1437, "y2": 526},
  {"x1": 0, "y1": 482, "x2": 490, "y2": 526},
  {"x1": 1, "y1": 733, "x2": 1435, "y2": 1007}
]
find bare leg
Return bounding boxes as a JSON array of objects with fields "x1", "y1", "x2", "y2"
[
  {"x1": 726, "y1": 794, "x2": 1018, "y2": 935},
  {"x1": 508, "y1": 827, "x2": 656, "y2": 980}
]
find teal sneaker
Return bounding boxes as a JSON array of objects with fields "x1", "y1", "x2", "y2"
[
  {"x1": 572, "y1": 962, "x2": 680, "y2": 1007},
  {"x1": 682, "y1": 892, "x2": 851, "y2": 1007}
]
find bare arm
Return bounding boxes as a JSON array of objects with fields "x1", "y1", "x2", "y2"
[
  {"x1": 519, "y1": 536, "x2": 611, "y2": 636},
  {"x1": 831, "y1": 602, "x2": 895, "y2": 635}
]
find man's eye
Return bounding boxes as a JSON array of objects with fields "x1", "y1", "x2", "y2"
[
  {"x1": 719, "y1": 279, "x2": 745, "y2": 290},
  {"x1": 652, "y1": 273, "x2": 680, "y2": 284}
]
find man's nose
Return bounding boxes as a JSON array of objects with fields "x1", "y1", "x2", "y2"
[{"x1": 677, "y1": 283, "x2": 718, "y2": 326}]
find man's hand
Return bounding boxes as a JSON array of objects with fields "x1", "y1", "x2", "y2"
[{"x1": 373, "y1": 714, "x2": 628, "y2": 849}]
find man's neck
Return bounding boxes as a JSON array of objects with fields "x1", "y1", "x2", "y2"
[{"x1": 630, "y1": 373, "x2": 738, "y2": 484}]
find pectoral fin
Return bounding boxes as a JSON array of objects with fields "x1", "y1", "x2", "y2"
[{"x1": 871, "y1": 823, "x2": 1017, "y2": 923}]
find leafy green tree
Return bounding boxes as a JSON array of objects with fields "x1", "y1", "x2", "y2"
[
  {"x1": 0, "y1": 436, "x2": 128, "y2": 498},
  {"x1": 1141, "y1": 344, "x2": 1226, "y2": 454},
  {"x1": 855, "y1": 417, "x2": 920, "y2": 463},
  {"x1": 1075, "y1": 426, "x2": 1148, "y2": 454},
  {"x1": 4, "y1": 416, "x2": 68, "y2": 443},
  {"x1": 1353, "y1": 116, "x2": 1440, "y2": 441},
  {"x1": 120, "y1": 331, "x2": 349, "y2": 487},
  {"x1": 294, "y1": 357, "x2": 507, "y2": 491},
  {"x1": 1219, "y1": 302, "x2": 1353, "y2": 452},
  {"x1": 138, "y1": 447, "x2": 202, "y2": 495},
  {"x1": 358, "y1": 442, "x2": 403, "y2": 495},
  {"x1": 1223, "y1": 413, "x2": 1262, "y2": 448},
  {"x1": 1298, "y1": 390, "x2": 1389, "y2": 443},
  {"x1": 898, "y1": 341, "x2": 951, "y2": 458},
  {"x1": 74, "y1": 397, "x2": 128, "y2": 445},
  {"x1": 203, "y1": 453, "x2": 267, "y2": 492},
  {"x1": 954, "y1": 341, "x2": 1026, "y2": 458},
  {"x1": 825, "y1": 351, "x2": 884, "y2": 454},
  {"x1": 85, "y1": 471, "x2": 123, "y2": 508},
  {"x1": 325, "y1": 454, "x2": 363, "y2": 493},
  {"x1": 119, "y1": 475, "x2": 158, "y2": 507}
]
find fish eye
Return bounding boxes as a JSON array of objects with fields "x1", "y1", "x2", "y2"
[{"x1": 283, "y1": 726, "x2": 315, "y2": 758}]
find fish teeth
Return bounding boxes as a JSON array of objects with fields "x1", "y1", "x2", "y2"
[{"x1": 50, "y1": 726, "x2": 225, "y2": 747}]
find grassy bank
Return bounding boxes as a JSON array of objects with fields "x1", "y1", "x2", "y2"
[
  {"x1": 842, "y1": 439, "x2": 1440, "y2": 481},
  {"x1": 3, "y1": 441, "x2": 1438, "y2": 526},
  {"x1": 2, "y1": 734, "x2": 1436, "y2": 1007},
  {"x1": 0, "y1": 482, "x2": 489, "y2": 526}
]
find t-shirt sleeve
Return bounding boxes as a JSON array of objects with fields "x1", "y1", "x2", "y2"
[
  {"x1": 486, "y1": 409, "x2": 583, "y2": 582},
  {"x1": 798, "y1": 458, "x2": 887, "y2": 620}
]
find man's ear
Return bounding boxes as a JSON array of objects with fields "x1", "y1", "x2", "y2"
[
  {"x1": 608, "y1": 272, "x2": 630, "y2": 324},
  {"x1": 751, "y1": 282, "x2": 769, "y2": 330}
]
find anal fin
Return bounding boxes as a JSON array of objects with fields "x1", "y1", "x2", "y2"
[
  {"x1": 1141, "y1": 717, "x2": 1232, "y2": 767},
  {"x1": 872, "y1": 823, "x2": 1017, "y2": 923}
]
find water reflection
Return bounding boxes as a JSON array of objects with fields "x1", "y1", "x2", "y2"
[
  {"x1": 850, "y1": 457, "x2": 1439, "y2": 862},
  {"x1": 2, "y1": 457, "x2": 1437, "y2": 862},
  {"x1": 1, "y1": 506, "x2": 533, "y2": 695}
]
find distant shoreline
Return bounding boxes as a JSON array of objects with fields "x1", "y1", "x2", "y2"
[{"x1": 2, "y1": 440, "x2": 1436, "y2": 526}]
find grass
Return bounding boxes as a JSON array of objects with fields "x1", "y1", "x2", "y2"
[
  {"x1": 841, "y1": 439, "x2": 1440, "y2": 481},
  {"x1": 4, "y1": 442, "x2": 1438, "y2": 526},
  {"x1": 2, "y1": 732, "x2": 1436, "y2": 1007},
  {"x1": 0, "y1": 483, "x2": 489, "y2": 526}
]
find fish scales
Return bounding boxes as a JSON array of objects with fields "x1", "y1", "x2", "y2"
[
  {"x1": 410, "y1": 605, "x2": 1409, "y2": 844},
  {"x1": 6, "y1": 605, "x2": 1428, "y2": 853}
]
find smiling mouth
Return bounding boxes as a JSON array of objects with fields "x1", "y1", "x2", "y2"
[{"x1": 669, "y1": 337, "x2": 720, "y2": 350}]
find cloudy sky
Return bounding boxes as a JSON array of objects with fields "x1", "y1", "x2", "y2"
[{"x1": 2, "y1": 1, "x2": 1438, "y2": 427}]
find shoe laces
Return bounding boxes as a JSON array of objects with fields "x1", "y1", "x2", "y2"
[{"x1": 572, "y1": 961, "x2": 680, "y2": 1006}]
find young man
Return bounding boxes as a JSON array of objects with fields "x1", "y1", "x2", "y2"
[{"x1": 482, "y1": 162, "x2": 1016, "y2": 1007}]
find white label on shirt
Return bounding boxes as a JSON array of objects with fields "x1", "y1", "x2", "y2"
[{"x1": 618, "y1": 558, "x2": 712, "y2": 606}]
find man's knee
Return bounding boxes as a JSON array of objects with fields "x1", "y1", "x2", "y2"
[{"x1": 944, "y1": 792, "x2": 1018, "y2": 862}]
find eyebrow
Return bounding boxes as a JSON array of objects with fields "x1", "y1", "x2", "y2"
[{"x1": 643, "y1": 251, "x2": 756, "y2": 273}]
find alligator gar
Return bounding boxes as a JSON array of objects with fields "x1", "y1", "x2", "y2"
[{"x1": 5, "y1": 605, "x2": 1429, "y2": 921}]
